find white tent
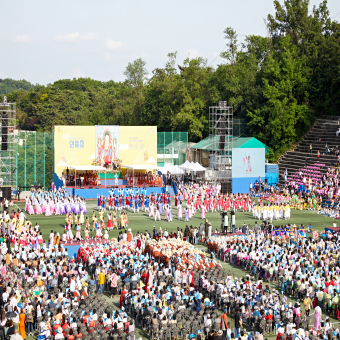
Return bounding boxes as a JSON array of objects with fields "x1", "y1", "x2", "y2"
[
  {"x1": 179, "y1": 161, "x2": 195, "y2": 171},
  {"x1": 179, "y1": 160, "x2": 191, "y2": 168},
  {"x1": 191, "y1": 162, "x2": 207, "y2": 172},
  {"x1": 179, "y1": 161, "x2": 206, "y2": 172},
  {"x1": 158, "y1": 165, "x2": 185, "y2": 175}
]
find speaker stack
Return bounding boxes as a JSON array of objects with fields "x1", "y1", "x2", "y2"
[
  {"x1": 1, "y1": 113, "x2": 8, "y2": 151},
  {"x1": 221, "y1": 182, "x2": 229, "y2": 194},
  {"x1": 0, "y1": 187, "x2": 11, "y2": 202}
]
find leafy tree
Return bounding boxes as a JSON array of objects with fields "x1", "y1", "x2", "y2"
[
  {"x1": 0, "y1": 78, "x2": 36, "y2": 95},
  {"x1": 247, "y1": 36, "x2": 311, "y2": 152},
  {"x1": 123, "y1": 58, "x2": 148, "y2": 123}
]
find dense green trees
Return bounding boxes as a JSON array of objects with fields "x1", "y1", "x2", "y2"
[
  {"x1": 1, "y1": 0, "x2": 339, "y2": 161},
  {"x1": 0, "y1": 78, "x2": 36, "y2": 95}
]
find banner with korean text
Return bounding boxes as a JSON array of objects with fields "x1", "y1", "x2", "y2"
[
  {"x1": 54, "y1": 126, "x2": 95, "y2": 177},
  {"x1": 118, "y1": 126, "x2": 157, "y2": 165}
]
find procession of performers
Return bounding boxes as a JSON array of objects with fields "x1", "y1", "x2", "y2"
[
  {"x1": 252, "y1": 199, "x2": 291, "y2": 220},
  {"x1": 261, "y1": 191, "x2": 321, "y2": 211},
  {"x1": 25, "y1": 188, "x2": 87, "y2": 216},
  {"x1": 61, "y1": 207, "x2": 130, "y2": 241},
  {"x1": 94, "y1": 190, "x2": 291, "y2": 225}
]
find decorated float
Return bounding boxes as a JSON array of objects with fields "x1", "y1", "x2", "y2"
[{"x1": 145, "y1": 238, "x2": 222, "y2": 270}]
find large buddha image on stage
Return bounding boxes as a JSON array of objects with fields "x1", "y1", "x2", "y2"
[{"x1": 95, "y1": 125, "x2": 119, "y2": 164}]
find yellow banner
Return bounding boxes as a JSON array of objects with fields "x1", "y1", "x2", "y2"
[
  {"x1": 118, "y1": 126, "x2": 157, "y2": 165},
  {"x1": 54, "y1": 126, "x2": 95, "y2": 177}
]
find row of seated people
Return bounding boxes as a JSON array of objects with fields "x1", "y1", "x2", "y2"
[{"x1": 126, "y1": 174, "x2": 163, "y2": 186}]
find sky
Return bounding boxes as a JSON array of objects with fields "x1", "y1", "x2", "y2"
[{"x1": 1, "y1": 0, "x2": 339, "y2": 85}]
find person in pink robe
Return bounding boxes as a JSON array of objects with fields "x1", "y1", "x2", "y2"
[
  {"x1": 178, "y1": 204, "x2": 183, "y2": 220},
  {"x1": 314, "y1": 305, "x2": 322, "y2": 329},
  {"x1": 201, "y1": 205, "x2": 206, "y2": 219},
  {"x1": 110, "y1": 272, "x2": 119, "y2": 298}
]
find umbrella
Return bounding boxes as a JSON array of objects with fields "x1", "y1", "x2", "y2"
[{"x1": 5, "y1": 311, "x2": 16, "y2": 319}]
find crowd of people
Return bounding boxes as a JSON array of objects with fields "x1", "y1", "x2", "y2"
[
  {"x1": 61, "y1": 168, "x2": 101, "y2": 187},
  {"x1": 1, "y1": 210, "x2": 339, "y2": 340},
  {"x1": 24, "y1": 189, "x2": 87, "y2": 217},
  {"x1": 275, "y1": 162, "x2": 340, "y2": 218},
  {"x1": 3, "y1": 174, "x2": 340, "y2": 340},
  {"x1": 125, "y1": 172, "x2": 163, "y2": 187}
]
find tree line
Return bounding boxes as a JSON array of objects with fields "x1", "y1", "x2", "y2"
[
  {"x1": 1, "y1": 0, "x2": 339, "y2": 161},
  {"x1": 0, "y1": 78, "x2": 36, "y2": 95}
]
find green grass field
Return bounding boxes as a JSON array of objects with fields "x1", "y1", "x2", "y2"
[
  {"x1": 14, "y1": 199, "x2": 334, "y2": 241},
  {"x1": 14, "y1": 199, "x2": 336, "y2": 339}
]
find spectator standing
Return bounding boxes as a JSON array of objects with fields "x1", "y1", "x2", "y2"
[
  {"x1": 99, "y1": 268, "x2": 106, "y2": 295},
  {"x1": 231, "y1": 214, "x2": 236, "y2": 233},
  {"x1": 303, "y1": 293, "x2": 312, "y2": 316},
  {"x1": 220, "y1": 309, "x2": 228, "y2": 339},
  {"x1": 234, "y1": 308, "x2": 242, "y2": 337}
]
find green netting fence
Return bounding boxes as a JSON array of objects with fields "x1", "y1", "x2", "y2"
[
  {"x1": 233, "y1": 118, "x2": 248, "y2": 137},
  {"x1": 16, "y1": 131, "x2": 53, "y2": 190},
  {"x1": 157, "y1": 132, "x2": 188, "y2": 167}
]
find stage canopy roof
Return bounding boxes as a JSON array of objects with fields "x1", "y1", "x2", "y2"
[
  {"x1": 158, "y1": 165, "x2": 185, "y2": 175},
  {"x1": 67, "y1": 165, "x2": 106, "y2": 171},
  {"x1": 122, "y1": 164, "x2": 159, "y2": 170},
  {"x1": 179, "y1": 161, "x2": 206, "y2": 171},
  {"x1": 191, "y1": 162, "x2": 207, "y2": 171},
  {"x1": 192, "y1": 136, "x2": 268, "y2": 152}
]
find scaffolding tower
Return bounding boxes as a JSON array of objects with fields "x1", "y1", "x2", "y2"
[
  {"x1": 0, "y1": 96, "x2": 17, "y2": 188},
  {"x1": 209, "y1": 101, "x2": 233, "y2": 180}
]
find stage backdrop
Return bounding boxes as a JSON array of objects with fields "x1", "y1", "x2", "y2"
[
  {"x1": 95, "y1": 125, "x2": 119, "y2": 164},
  {"x1": 232, "y1": 148, "x2": 265, "y2": 193},
  {"x1": 54, "y1": 126, "x2": 95, "y2": 177},
  {"x1": 54, "y1": 126, "x2": 157, "y2": 177},
  {"x1": 232, "y1": 148, "x2": 265, "y2": 178},
  {"x1": 119, "y1": 126, "x2": 157, "y2": 165}
]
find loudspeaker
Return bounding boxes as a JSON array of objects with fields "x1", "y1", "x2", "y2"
[
  {"x1": 96, "y1": 186, "x2": 99, "y2": 189},
  {"x1": 0, "y1": 186, "x2": 11, "y2": 202},
  {"x1": 1, "y1": 114, "x2": 8, "y2": 151},
  {"x1": 89, "y1": 186, "x2": 93, "y2": 189},
  {"x1": 221, "y1": 182, "x2": 229, "y2": 194},
  {"x1": 81, "y1": 186, "x2": 84, "y2": 189}
]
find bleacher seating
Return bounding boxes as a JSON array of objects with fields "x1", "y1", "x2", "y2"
[
  {"x1": 285, "y1": 163, "x2": 326, "y2": 187},
  {"x1": 278, "y1": 117, "x2": 339, "y2": 182}
]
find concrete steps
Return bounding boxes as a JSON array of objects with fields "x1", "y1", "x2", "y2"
[{"x1": 277, "y1": 118, "x2": 339, "y2": 182}]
